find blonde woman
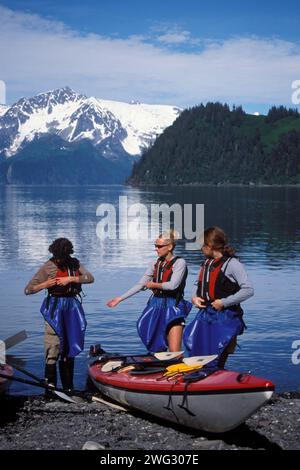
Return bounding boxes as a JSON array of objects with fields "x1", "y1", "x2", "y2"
[{"x1": 107, "y1": 230, "x2": 192, "y2": 352}]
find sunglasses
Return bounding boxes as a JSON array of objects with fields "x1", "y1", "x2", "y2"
[{"x1": 154, "y1": 244, "x2": 169, "y2": 249}]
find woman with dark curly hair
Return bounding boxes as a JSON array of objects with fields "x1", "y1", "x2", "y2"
[{"x1": 25, "y1": 238, "x2": 94, "y2": 392}]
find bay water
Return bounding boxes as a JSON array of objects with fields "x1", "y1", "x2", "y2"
[{"x1": 1, "y1": 184, "x2": 300, "y2": 393}]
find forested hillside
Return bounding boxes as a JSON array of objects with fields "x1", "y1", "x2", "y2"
[{"x1": 128, "y1": 103, "x2": 300, "y2": 185}]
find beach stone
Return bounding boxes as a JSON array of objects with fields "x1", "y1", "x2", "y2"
[
  {"x1": 0, "y1": 393, "x2": 299, "y2": 450},
  {"x1": 82, "y1": 441, "x2": 106, "y2": 450}
]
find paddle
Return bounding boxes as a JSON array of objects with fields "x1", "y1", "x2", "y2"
[
  {"x1": 0, "y1": 371, "x2": 82, "y2": 404},
  {"x1": 5, "y1": 355, "x2": 26, "y2": 368},
  {"x1": 129, "y1": 367, "x2": 167, "y2": 376},
  {"x1": 90, "y1": 345, "x2": 183, "y2": 362},
  {"x1": 6, "y1": 361, "x2": 44, "y2": 383},
  {"x1": 99, "y1": 351, "x2": 185, "y2": 372},
  {"x1": 101, "y1": 354, "x2": 218, "y2": 373},
  {"x1": 183, "y1": 355, "x2": 218, "y2": 367},
  {"x1": 3, "y1": 330, "x2": 27, "y2": 350}
]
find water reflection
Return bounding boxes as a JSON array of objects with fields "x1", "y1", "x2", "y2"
[{"x1": 1, "y1": 185, "x2": 300, "y2": 270}]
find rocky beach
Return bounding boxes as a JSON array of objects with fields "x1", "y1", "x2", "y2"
[{"x1": 0, "y1": 391, "x2": 299, "y2": 451}]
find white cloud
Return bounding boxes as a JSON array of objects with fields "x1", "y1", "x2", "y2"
[
  {"x1": 157, "y1": 31, "x2": 191, "y2": 44},
  {"x1": 1, "y1": 5, "x2": 300, "y2": 109},
  {"x1": 151, "y1": 23, "x2": 201, "y2": 47}
]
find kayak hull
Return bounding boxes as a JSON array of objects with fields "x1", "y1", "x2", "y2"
[{"x1": 89, "y1": 359, "x2": 275, "y2": 433}]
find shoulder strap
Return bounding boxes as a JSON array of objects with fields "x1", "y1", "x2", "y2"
[
  {"x1": 222, "y1": 257, "x2": 232, "y2": 276},
  {"x1": 165, "y1": 256, "x2": 180, "y2": 269}
]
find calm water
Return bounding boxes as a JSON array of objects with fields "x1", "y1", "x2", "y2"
[{"x1": 0, "y1": 184, "x2": 300, "y2": 393}]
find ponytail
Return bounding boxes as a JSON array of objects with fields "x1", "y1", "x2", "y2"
[{"x1": 204, "y1": 227, "x2": 236, "y2": 258}]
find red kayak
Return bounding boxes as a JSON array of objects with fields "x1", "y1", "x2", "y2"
[
  {"x1": 0, "y1": 363, "x2": 13, "y2": 394},
  {"x1": 89, "y1": 353, "x2": 275, "y2": 433}
]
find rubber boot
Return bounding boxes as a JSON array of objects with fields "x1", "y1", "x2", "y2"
[
  {"x1": 59, "y1": 358, "x2": 74, "y2": 391},
  {"x1": 44, "y1": 363, "x2": 57, "y2": 398}
]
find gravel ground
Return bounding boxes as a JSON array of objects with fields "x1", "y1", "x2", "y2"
[{"x1": 0, "y1": 392, "x2": 299, "y2": 451}]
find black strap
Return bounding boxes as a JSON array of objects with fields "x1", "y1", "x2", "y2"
[
  {"x1": 165, "y1": 256, "x2": 179, "y2": 269},
  {"x1": 201, "y1": 259, "x2": 211, "y2": 300},
  {"x1": 178, "y1": 382, "x2": 196, "y2": 416},
  {"x1": 157, "y1": 259, "x2": 164, "y2": 283},
  {"x1": 175, "y1": 265, "x2": 188, "y2": 306},
  {"x1": 222, "y1": 257, "x2": 232, "y2": 277},
  {"x1": 49, "y1": 297, "x2": 58, "y2": 320}
]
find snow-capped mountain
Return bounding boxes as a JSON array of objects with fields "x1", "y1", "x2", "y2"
[
  {"x1": 96, "y1": 98, "x2": 181, "y2": 156},
  {"x1": 0, "y1": 87, "x2": 181, "y2": 160}
]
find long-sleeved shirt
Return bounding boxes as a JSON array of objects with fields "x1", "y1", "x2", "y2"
[
  {"x1": 192, "y1": 257, "x2": 254, "y2": 308},
  {"x1": 120, "y1": 257, "x2": 187, "y2": 301},
  {"x1": 24, "y1": 260, "x2": 94, "y2": 295}
]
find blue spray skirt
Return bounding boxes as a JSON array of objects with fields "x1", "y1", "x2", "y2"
[
  {"x1": 41, "y1": 296, "x2": 87, "y2": 357},
  {"x1": 183, "y1": 305, "x2": 245, "y2": 360},
  {"x1": 137, "y1": 296, "x2": 192, "y2": 353}
]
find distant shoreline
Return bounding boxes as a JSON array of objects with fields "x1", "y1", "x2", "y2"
[
  {"x1": 1, "y1": 182, "x2": 300, "y2": 188},
  {"x1": 126, "y1": 182, "x2": 300, "y2": 188}
]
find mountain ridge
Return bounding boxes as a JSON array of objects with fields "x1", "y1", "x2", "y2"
[
  {"x1": 0, "y1": 86, "x2": 180, "y2": 159},
  {"x1": 0, "y1": 87, "x2": 180, "y2": 184}
]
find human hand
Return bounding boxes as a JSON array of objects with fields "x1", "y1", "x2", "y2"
[
  {"x1": 43, "y1": 278, "x2": 57, "y2": 289},
  {"x1": 107, "y1": 297, "x2": 122, "y2": 308},
  {"x1": 192, "y1": 296, "x2": 206, "y2": 308},
  {"x1": 55, "y1": 277, "x2": 71, "y2": 287},
  {"x1": 145, "y1": 281, "x2": 157, "y2": 289},
  {"x1": 211, "y1": 299, "x2": 224, "y2": 311}
]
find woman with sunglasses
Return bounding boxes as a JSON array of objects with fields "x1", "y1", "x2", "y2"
[
  {"x1": 107, "y1": 230, "x2": 192, "y2": 352},
  {"x1": 183, "y1": 226, "x2": 254, "y2": 368}
]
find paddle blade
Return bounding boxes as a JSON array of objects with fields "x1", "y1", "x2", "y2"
[
  {"x1": 53, "y1": 391, "x2": 79, "y2": 403},
  {"x1": 4, "y1": 330, "x2": 28, "y2": 350},
  {"x1": 183, "y1": 355, "x2": 218, "y2": 366},
  {"x1": 153, "y1": 351, "x2": 184, "y2": 361},
  {"x1": 5, "y1": 354, "x2": 27, "y2": 368},
  {"x1": 101, "y1": 360, "x2": 123, "y2": 372}
]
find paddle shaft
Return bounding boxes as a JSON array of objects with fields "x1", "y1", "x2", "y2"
[
  {"x1": 99, "y1": 356, "x2": 184, "y2": 370},
  {"x1": 0, "y1": 372, "x2": 83, "y2": 396},
  {"x1": 8, "y1": 362, "x2": 44, "y2": 384}
]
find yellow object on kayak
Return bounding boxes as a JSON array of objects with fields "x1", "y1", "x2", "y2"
[{"x1": 163, "y1": 362, "x2": 203, "y2": 378}]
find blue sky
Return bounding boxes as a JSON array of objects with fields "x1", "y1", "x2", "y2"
[
  {"x1": 1, "y1": 0, "x2": 300, "y2": 113},
  {"x1": 2, "y1": 0, "x2": 300, "y2": 42}
]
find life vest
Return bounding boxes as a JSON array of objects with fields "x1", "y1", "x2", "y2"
[
  {"x1": 197, "y1": 257, "x2": 240, "y2": 304},
  {"x1": 152, "y1": 256, "x2": 187, "y2": 301},
  {"x1": 48, "y1": 264, "x2": 82, "y2": 297}
]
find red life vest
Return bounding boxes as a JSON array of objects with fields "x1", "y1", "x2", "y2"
[
  {"x1": 197, "y1": 257, "x2": 240, "y2": 303},
  {"x1": 152, "y1": 256, "x2": 187, "y2": 301},
  {"x1": 48, "y1": 265, "x2": 82, "y2": 297}
]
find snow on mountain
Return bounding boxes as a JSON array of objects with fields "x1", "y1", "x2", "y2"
[
  {"x1": 0, "y1": 104, "x2": 9, "y2": 117},
  {"x1": 0, "y1": 87, "x2": 181, "y2": 159},
  {"x1": 96, "y1": 99, "x2": 181, "y2": 155}
]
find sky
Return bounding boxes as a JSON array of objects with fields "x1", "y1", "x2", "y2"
[{"x1": 1, "y1": 0, "x2": 300, "y2": 113}]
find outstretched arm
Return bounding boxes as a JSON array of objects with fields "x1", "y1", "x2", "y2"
[{"x1": 107, "y1": 262, "x2": 154, "y2": 308}]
